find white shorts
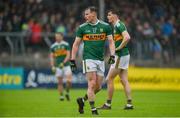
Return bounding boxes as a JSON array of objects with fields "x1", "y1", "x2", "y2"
[
  {"x1": 82, "y1": 59, "x2": 105, "y2": 76},
  {"x1": 110, "y1": 55, "x2": 130, "y2": 70},
  {"x1": 55, "y1": 66, "x2": 72, "y2": 78}
]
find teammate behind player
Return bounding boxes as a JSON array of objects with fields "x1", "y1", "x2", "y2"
[
  {"x1": 70, "y1": 6, "x2": 115, "y2": 115},
  {"x1": 50, "y1": 32, "x2": 72, "y2": 101},
  {"x1": 99, "y1": 9, "x2": 133, "y2": 110}
]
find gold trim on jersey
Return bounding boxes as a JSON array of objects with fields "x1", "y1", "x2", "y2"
[
  {"x1": 53, "y1": 49, "x2": 67, "y2": 57},
  {"x1": 114, "y1": 34, "x2": 123, "y2": 41},
  {"x1": 83, "y1": 33, "x2": 106, "y2": 41}
]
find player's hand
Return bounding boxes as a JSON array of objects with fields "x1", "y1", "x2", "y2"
[
  {"x1": 115, "y1": 48, "x2": 120, "y2": 51},
  {"x1": 70, "y1": 60, "x2": 77, "y2": 71},
  {"x1": 108, "y1": 55, "x2": 115, "y2": 64},
  {"x1": 51, "y1": 66, "x2": 56, "y2": 73},
  {"x1": 59, "y1": 63, "x2": 64, "y2": 69}
]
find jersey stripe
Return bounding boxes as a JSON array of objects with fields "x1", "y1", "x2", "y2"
[{"x1": 114, "y1": 34, "x2": 123, "y2": 41}]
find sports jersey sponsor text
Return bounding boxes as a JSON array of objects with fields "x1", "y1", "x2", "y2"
[{"x1": 83, "y1": 33, "x2": 106, "y2": 41}]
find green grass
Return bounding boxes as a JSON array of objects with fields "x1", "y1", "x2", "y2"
[{"x1": 0, "y1": 89, "x2": 180, "y2": 117}]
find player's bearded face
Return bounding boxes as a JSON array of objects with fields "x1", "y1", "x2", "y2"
[
  {"x1": 107, "y1": 12, "x2": 114, "y2": 23},
  {"x1": 84, "y1": 9, "x2": 94, "y2": 23}
]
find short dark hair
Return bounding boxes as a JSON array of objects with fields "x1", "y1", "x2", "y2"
[
  {"x1": 55, "y1": 32, "x2": 64, "y2": 37},
  {"x1": 85, "y1": 6, "x2": 98, "y2": 13},
  {"x1": 107, "y1": 9, "x2": 121, "y2": 16}
]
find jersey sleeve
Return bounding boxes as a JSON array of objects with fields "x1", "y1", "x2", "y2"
[
  {"x1": 76, "y1": 26, "x2": 83, "y2": 38},
  {"x1": 106, "y1": 24, "x2": 113, "y2": 36},
  {"x1": 66, "y1": 44, "x2": 70, "y2": 51},
  {"x1": 50, "y1": 46, "x2": 54, "y2": 53},
  {"x1": 117, "y1": 22, "x2": 127, "y2": 34}
]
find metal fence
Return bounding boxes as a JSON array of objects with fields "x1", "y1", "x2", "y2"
[{"x1": 0, "y1": 32, "x2": 178, "y2": 68}]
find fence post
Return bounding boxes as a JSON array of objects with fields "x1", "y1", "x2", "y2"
[{"x1": 5, "y1": 36, "x2": 14, "y2": 67}]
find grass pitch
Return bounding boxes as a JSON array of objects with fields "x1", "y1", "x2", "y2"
[{"x1": 0, "y1": 89, "x2": 180, "y2": 117}]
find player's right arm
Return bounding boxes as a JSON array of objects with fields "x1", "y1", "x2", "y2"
[
  {"x1": 70, "y1": 37, "x2": 82, "y2": 71},
  {"x1": 71, "y1": 37, "x2": 82, "y2": 60},
  {"x1": 50, "y1": 52, "x2": 54, "y2": 67},
  {"x1": 71, "y1": 25, "x2": 83, "y2": 60},
  {"x1": 106, "y1": 23, "x2": 115, "y2": 64},
  {"x1": 107, "y1": 35, "x2": 115, "y2": 56},
  {"x1": 50, "y1": 52, "x2": 56, "y2": 73},
  {"x1": 70, "y1": 25, "x2": 83, "y2": 70}
]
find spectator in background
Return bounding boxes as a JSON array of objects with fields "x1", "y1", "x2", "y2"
[
  {"x1": 142, "y1": 22, "x2": 155, "y2": 59},
  {"x1": 161, "y1": 18, "x2": 174, "y2": 37},
  {"x1": 161, "y1": 35, "x2": 171, "y2": 64},
  {"x1": 154, "y1": 29, "x2": 163, "y2": 61},
  {"x1": 134, "y1": 24, "x2": 144, "y2": 59},
  {"x1": 56, "y1": 23, "x2": 67, "y2": 36},
  {"x1": 30, "y1": 19, "x2": 42, "y2": 45},
  {"x1": 170, "y1": 29, "x2": 177, "y2": 59},
  {"x1": 11, "y1": 15, "x2": 21, "y2": 32}
]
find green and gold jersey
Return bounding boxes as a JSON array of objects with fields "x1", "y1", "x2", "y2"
[
  {"x1": 114, "y1": 21, "x2": 129, "y2": 57},
  {"x1": 50, "y1": 41, "x2": 70, "y2": 67},
  {"x1": 76, "y1": 20, "x2": 112, "y2": 61}
]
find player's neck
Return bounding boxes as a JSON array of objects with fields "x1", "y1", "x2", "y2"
[
  {"x1": 89, "y1": 18, "x2": 99, "y2": 25},
  {"x1": 113, "y1": 19, "x2": 120, "y2": 26},
  {"x1": 56, "y1": 40, "x2": 62, "y2": 43}
]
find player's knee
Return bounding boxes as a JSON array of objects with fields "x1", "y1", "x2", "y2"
[
  {"x1": 95, "y1": 86, "x2": 101, "y2": 93},
  {"x1": 66, "y1": 79, "x2": 71, "y2": 84},
  {"x1": 58, "y1": 79, "x2": 63, "y2": 85},
  {"x1": 107, "y1": 78, "x2": 113, "y2": 84},
  {"x1": 121, "y1": 78, "x2": 128, "y2": 84},
  {"x1": 107, "y1": 74, "x2": 115, "y2": 81},
  {"x1": 66, "y1": 76, "x2": 72, "y2": 82},
  {"x1": 95, "y1": 82, "x2": 102, "y2": 90},
  {"x1": 66, "y1": 73, "x2": 72, "y2": 79}
]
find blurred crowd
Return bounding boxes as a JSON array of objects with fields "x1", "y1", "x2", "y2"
[
  {"x1": 0, "y1": 0, "x2": 180, "y2": 64},
  {"x1": 106, "y1": 0, "x2": 180, "y2": 63},
  {"x1": 0, "y1": 0, "x2": 84, "y2": 44}
]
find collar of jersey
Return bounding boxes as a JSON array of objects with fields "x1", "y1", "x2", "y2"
[
  {"x1": 88, "y1": 19, "x2": 100, "y2": 26},
  {"x1": 114, "y1": 20, "x2": 120, "y2": 27},
  {"x1": 56, "y1": 41, "x2": 63, "y2": 44}
]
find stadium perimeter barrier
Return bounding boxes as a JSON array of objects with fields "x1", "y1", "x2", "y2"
[
  {"x1": 0, "y1": 67, "x2": 24, "y2": 89},
  {"x1": 114, "y1": 67, "x2": 180, "y2": 90},
  {"x1": 0, "y1": 67, "x2": 89, "y2": 89},
  {"x1": 1, "y1": 67, "x2": 180, "y2": 90}
]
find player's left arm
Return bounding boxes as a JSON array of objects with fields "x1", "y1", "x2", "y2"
[{"x1": 116, "y1": 30, "x2": 131, "y2": 51}]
